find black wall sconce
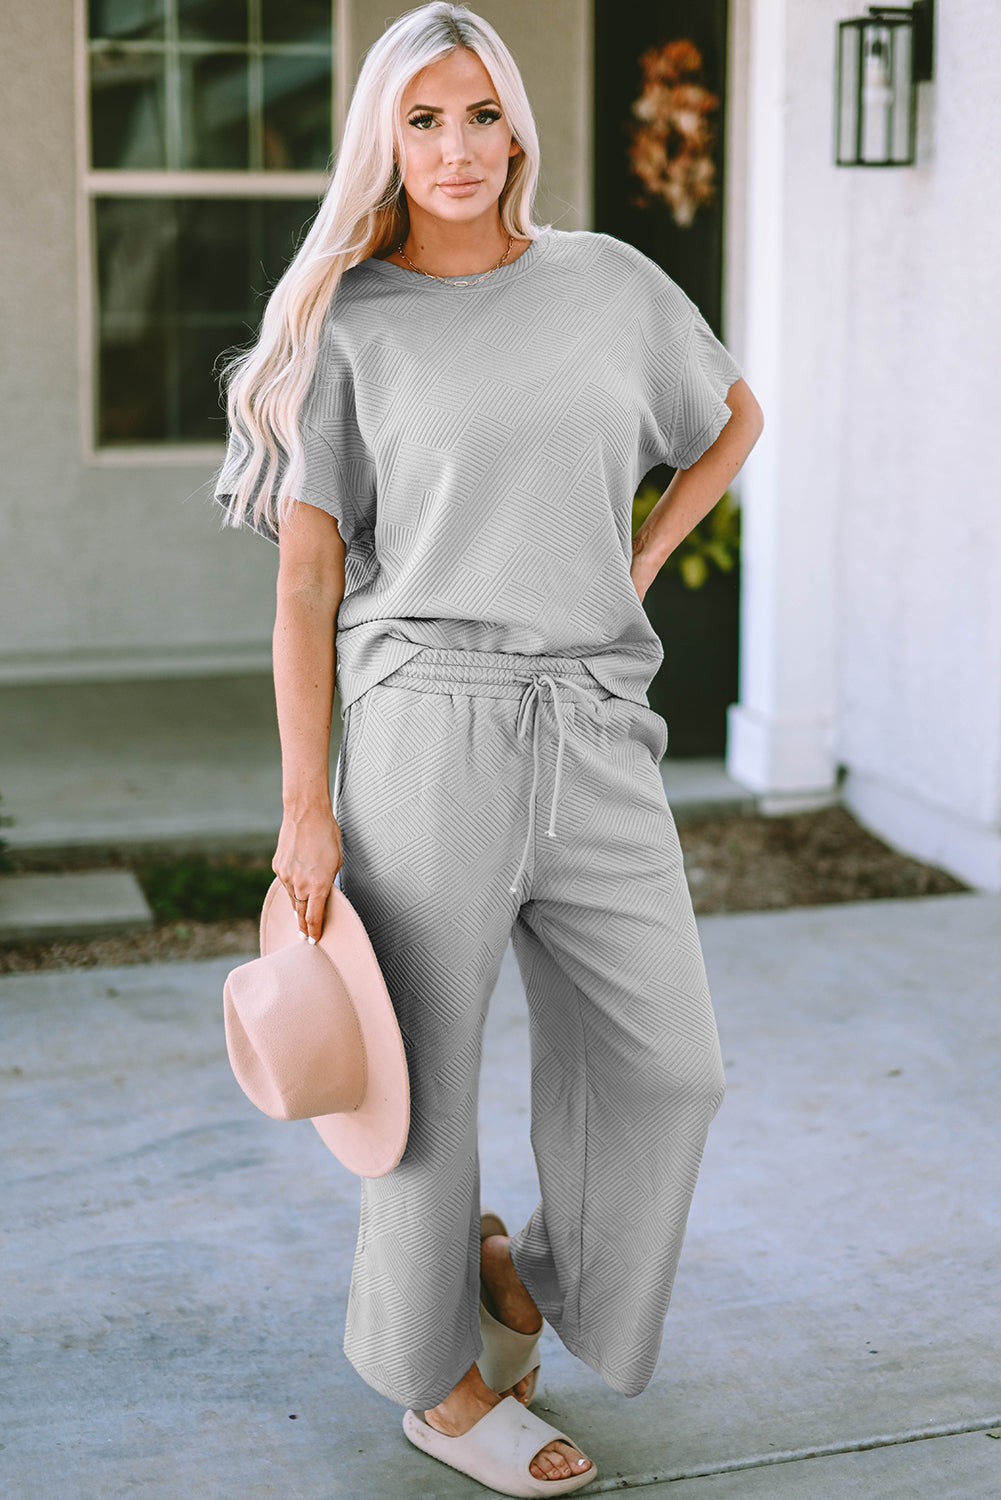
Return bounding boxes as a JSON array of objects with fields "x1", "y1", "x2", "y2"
[{"x1": 835, "y1": 0, "x2": 935, "y2": 166}]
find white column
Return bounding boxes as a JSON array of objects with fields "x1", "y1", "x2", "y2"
[{"x1": 726, "y1": 0, "x2": 845, "y2": 801}]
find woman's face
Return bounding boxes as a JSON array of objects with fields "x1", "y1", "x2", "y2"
[{"x1": 397, "y1": 48, "x2": 521, "y2": 231}]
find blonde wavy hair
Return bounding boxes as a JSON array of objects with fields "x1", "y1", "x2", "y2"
[{"x1": 215, "y1": 1, "x2": 546, "y2": 536}]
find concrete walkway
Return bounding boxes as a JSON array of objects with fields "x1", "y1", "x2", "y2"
[
  {"x1": 2, "y1": 892, "x2": 999, "y2": 1497},
  {"x1": 0, "y1": 870, "x2": 153, "y2": 943},
  {"x1": 0, "y1": 675, "x2": 753, "y2": 858}
]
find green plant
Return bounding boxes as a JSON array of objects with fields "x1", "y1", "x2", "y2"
[
  {"x1": 632, "y1": 485, "x2": 740, "y2": 589},
  {"x1": 136, "y1": 856, "x2": 274, "y2": 925}
]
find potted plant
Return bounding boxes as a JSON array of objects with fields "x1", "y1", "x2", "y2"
[{"x1": 632, "y1": 482, "x2": 740, "y2": 757}]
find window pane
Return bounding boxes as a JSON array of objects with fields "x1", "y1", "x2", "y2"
[
  {"x1": 180, "y1": 52, "x2": 250, "y2": 168},
  {"x1": 95, "y1": 198, "x2": 173, "y2": 442},
  {"x1": 90, "y1": 48, "x2": 167, "y2": 168},
  {"x1": 177, "y1": 0, "x2": 248, "y2": 44},
  {"x1": 261, "y1": 0, "x2": 332, "y2": 45},
  {"x1": 262, "y1": 52, "x2": 332, "y2": 170},
  {"x1": 94, "y1": 196, "x2": 319, "y2": 445},
  {"x1": 89, "y1": 0, "x2": 165, "y2": 41},
  {"x1": 89, "y1": 2, "x2": 333, "y2": 173},
  {"x1": 257, "y1": 199, "x2": 318, "y2": 288}
]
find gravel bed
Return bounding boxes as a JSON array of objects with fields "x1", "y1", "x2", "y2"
[
  {"x1": 0, "y1": 808, "x2": 967, "y2": 974},
  {"x1": 0, "y1": 919, "x2": 260, "y2": 975},
  {"x1": 679, "y1": 806, "x2": 967, "y2": 914}
]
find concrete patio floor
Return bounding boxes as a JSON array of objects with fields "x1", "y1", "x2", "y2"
[{"x1": 2, "y1": 890, "x2": 999, "y2": 1497}]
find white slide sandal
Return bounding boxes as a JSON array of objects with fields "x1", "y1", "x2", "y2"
[
  {"x1": 403, "y1": 1394, "x2": 596, "y2": 1498},
  {"x1": 480, "y1": 1209, "x2": 542, "y2": 1404}
]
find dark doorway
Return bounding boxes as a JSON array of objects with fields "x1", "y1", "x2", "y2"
[
  {"x1": 594, "y1": 0, "x2": 729, "y2": 331},
  {"x1": 594, "y1": 0, "x2": 737, "y2": 759}
]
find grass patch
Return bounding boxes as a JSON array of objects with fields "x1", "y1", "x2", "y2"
[{"x1": 135, "y1": 855, "x2": 274, "y2": 925}]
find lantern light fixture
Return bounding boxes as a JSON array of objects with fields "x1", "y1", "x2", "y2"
[{"x1": 835, "y1": 0, "x2": 935, "y2": 167}]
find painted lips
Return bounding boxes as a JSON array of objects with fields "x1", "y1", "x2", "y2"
[{"x1": 438, "y1": 180, "x2": 481, "y2": 195}]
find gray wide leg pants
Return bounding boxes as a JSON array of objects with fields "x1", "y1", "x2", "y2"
[{"x1": 333, "y1": 646, "x2": 725, "y2": 1410}]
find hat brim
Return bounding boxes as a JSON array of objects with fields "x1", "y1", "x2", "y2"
[{"x1": 260, "y1": 879, "x2": 410, "y2": 1177}]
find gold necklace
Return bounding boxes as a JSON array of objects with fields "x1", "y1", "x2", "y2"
[{"x1": 395, "y1": 233, "x2": 514, "y2": 287}]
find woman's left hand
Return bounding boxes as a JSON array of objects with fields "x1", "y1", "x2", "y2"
[{"x1": 628, "y1": 378, "x2": 763, "y2": 606}]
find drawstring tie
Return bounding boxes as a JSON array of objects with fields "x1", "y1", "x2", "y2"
[{"x1": 508, "y1": 673, "x2": 597, "y2": 897}]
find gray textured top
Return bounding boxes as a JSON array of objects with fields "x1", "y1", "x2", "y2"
[{"x1": 221, "y1": 228, "x2": 741, "y2": 715}]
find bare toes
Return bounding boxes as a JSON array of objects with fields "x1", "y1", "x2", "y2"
[{"x1": 529, "y1": 1439, "x2": 591, "y2": 1481}]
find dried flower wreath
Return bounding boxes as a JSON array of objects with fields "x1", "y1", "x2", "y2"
[{"x1": 628, "y1": 39, "x2": 719, "y2": 228}]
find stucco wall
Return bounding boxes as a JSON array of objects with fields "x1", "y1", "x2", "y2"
[
  {"x1": 0, "y1": 0, "x2": 591, "y2": 684},
  {"x1": 836, "y1": 0, "x2": 1001, "y2": 882},
  {"x1": 728, "y1": 0, "x2": 1001, "y2": 887}
]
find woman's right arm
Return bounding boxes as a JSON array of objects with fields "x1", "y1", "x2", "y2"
[{"x1": 271, "y1": 500, "x2": 346, "y2": 943}]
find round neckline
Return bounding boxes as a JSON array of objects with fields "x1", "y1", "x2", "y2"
[{"x1": 363, "y1": 228, "x2": 553, "y2": 287}]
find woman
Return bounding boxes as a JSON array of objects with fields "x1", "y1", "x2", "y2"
[{"x1": 217, "y1": 4, "x2": 763, "y2": 1495}]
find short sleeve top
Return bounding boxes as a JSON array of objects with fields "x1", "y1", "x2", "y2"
[{"x1": 219, "y1": 228, "x2": 742, "y2": 714}]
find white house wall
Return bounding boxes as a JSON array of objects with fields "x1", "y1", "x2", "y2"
[
  {"x1": 729, "y1": 0, "x2": 1001, "y2": 889},
  {"x1": 837, "y1": 0, "x2": 1001, "y2": 889}
]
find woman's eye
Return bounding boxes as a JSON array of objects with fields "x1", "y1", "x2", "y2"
[{"x1": 406, "y1": 109, "x2": 502, "y2": 129}]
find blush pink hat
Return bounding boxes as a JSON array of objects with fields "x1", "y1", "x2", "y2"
[{"x1": 223, "y1": 877, "x2": 410, "y2": 1177}]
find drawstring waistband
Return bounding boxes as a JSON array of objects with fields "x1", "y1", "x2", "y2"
[
  {"x1": 373, "y1": 648, "x2": 611, "y2": 899},
  {"x1": 508, "y1": 674, "x2": 599, "y2": 896}
]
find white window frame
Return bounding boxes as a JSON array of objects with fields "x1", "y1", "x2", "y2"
[{"x1": 74, "y1": 0, "x2": 350, "y2": 465}]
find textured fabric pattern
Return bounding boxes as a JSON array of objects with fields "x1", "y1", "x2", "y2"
[
  {"x1": 218, "y1": 229, "x2": 742, "y2": 717},
  {"x1": 333, "y1": 648, "x2": 726, "y2": 1409}
]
